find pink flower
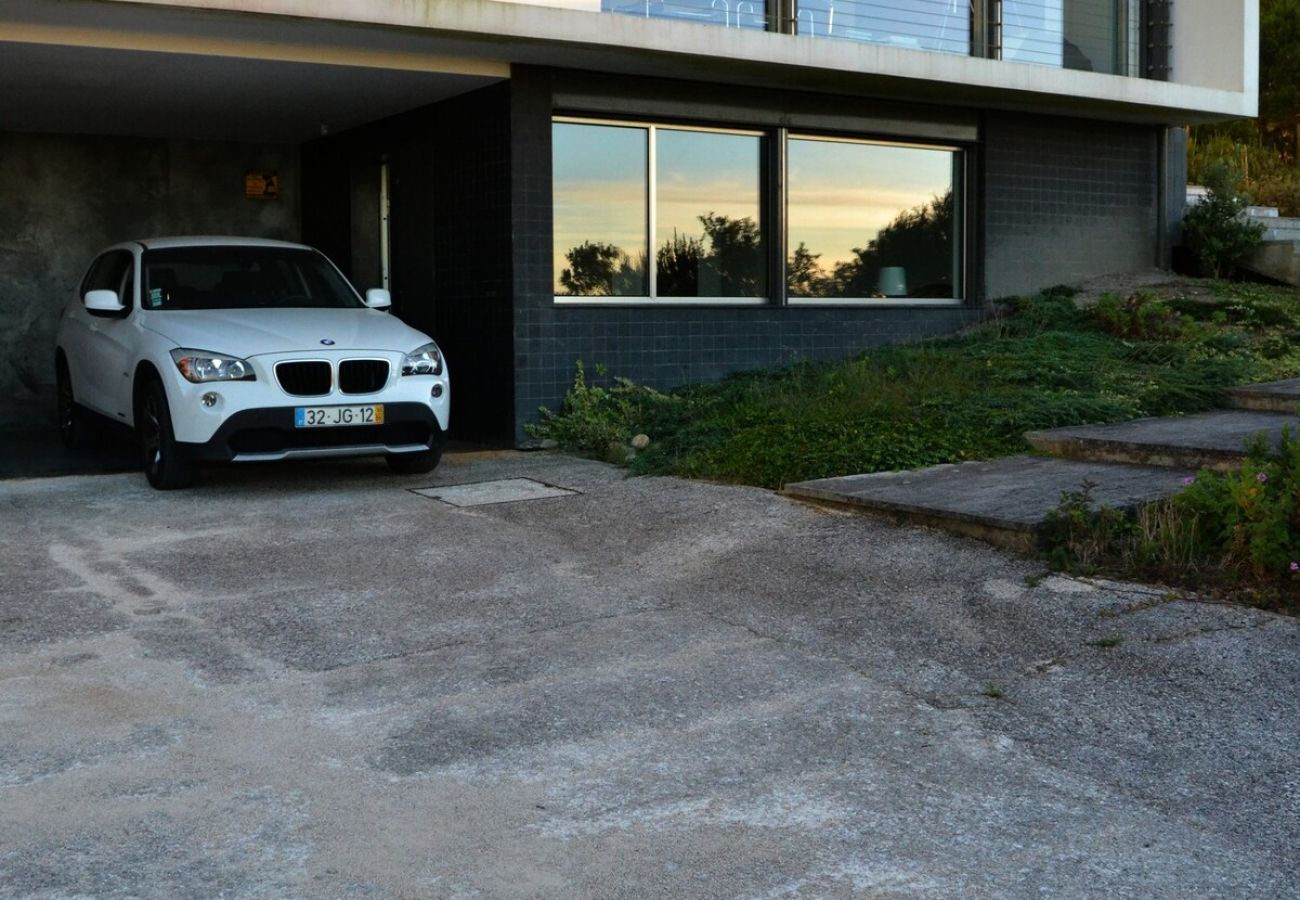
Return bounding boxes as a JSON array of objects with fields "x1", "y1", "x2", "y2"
[
  {"x1": 1256, "y1": 471, "x2": 1269, "y2": 483},
  {"x1": 1181, "y1": 476, "x2": 1195, "y2": 486},
  {"x1": 1291, "y1": 562, "x2": 1299, "y2": 573}
]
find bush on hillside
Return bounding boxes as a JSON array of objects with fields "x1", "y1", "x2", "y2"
[{"x1": 1181, "y1": 162, "x2": 1266, "y2": 278}]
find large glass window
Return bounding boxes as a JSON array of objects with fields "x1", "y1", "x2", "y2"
[
  {"x1": 798, "y1": 0, "x2": 971, "y2": 55},
  {"x1": 655, "y1": 129, "x2": 765, "y2": 298},
  {"x1": 602, "y1": 0, "x2": 768, "y2": 30},
  {"x1": 553, "y1": 122, "x2": 649, "y2": 297},
  {"x1": 786, "y1": 137, "x2": 961, "y2": 301},
  {"x1": 1002, "y1": 0, "x2": 1139, "y2": 74},
  {"x1": 553, "y1": 121, "x2": 766, "y2": 300}
]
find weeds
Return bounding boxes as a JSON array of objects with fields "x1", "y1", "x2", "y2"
[
  {"x1": 1089, "y1": 634, "x2": 1125, "y2": 649},
  {"x1": 530, "y1": 282, "x2": 1300, "y2": 489},
  {"x1": 1041, "y1": 429, "x2": 1300, "y2": 614}
]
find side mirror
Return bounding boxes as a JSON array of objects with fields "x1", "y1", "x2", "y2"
[
  {"x1": 364, "y1": 289, "x2": 392, "y2": 310},
  {"x1": 84, "y1": 289, "x2": 125, "y2": 313}
]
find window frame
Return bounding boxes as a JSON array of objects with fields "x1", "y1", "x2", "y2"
[
  {"x1": 551, "y1": 115, "x2": 970, "y2": 308},
  {"x1": 553, "y1": 116, "x2": 772, "y2": 307},
  {"x1": 783, "y1": 131, "x2": 968, "y2": 307}
]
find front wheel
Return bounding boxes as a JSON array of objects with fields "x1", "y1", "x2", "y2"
[
  {"x1": 137, "y1": 381, "x2": 196, "y2": 490},
  {"x1": 386, "y1": 446, "x2": 442, "y2": 475}
]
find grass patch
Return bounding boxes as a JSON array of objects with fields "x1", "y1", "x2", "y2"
[
  {"x1": 531, "y1": 282, "x2": 1300, "y2": 489},
  {"x1": 1088, "y1": 634, "x2": 1125, "y2": 649},
  {"x1": 1042, "y1": 428, "x2": 1300, "y2": 615}
]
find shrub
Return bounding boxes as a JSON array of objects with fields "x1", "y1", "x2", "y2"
[
  {"x1": 1042, "y1": 428, "x2": 1300, "y2": 611},
  {"x1": 1090, "y1": 291, "x2": 1183, "y2": 341},
  {"x1": 1181, "y1": 162, "x2": 1266, "y2": 278},
  {"x1": 526, "y1": 360, "x2": 679, "y2": 460}
]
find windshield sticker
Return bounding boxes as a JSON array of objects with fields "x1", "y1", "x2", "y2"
[{"x1": 148, "y1": 288, "x2": 163, "y2": 308}]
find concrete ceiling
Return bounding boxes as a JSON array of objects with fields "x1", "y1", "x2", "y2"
[{"x1": 0, "y1": 41, "x2": 500, "y2": 143}]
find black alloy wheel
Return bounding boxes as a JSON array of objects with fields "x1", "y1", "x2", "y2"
[{"x1": 138, "y1": 380, "x2": 195, "y2": 490}]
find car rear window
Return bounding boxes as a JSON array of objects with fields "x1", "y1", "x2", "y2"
[{"x1": 142, "y1": 246, "x2": 364, "y2": 311}]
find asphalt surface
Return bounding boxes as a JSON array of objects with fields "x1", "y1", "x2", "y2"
[{"x1": 1, "y1": 452, "x2": 1297, "y2": 898}]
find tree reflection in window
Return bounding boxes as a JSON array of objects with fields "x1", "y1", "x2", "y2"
[
  {"x1": 787, "y1": 136, "x2": 960, "y2": 300},
  {"x1": 554, "y1": 121, "x2": 765, "y2": 299}
]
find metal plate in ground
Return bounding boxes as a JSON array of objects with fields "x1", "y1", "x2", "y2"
[{"x1": 412, "y1": 478, "x2": 578, "y2": 507}]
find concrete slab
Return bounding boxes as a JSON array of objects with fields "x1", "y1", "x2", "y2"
[
  {"x1": 1026, "y1": 410, "x2": 1300, "y2": 470},
  {"x1": 412, "y1": 477, "x2": 578, "y2": 507},
  {"x1": 1229, "y1": 377, "x2": 1300, "y2": 413},
  {"x1": 785, "y1": 456, "x2": 1192, "y2": 551},
  {"x1": 1, "y1": 454, "x2": 1297, "y2": 897}
]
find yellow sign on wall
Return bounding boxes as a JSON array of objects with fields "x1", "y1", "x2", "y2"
[{"x1": 245, "y1": 171, "x2": 279, "y2": 200}]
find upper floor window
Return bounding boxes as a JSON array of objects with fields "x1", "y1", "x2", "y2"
[
  {"x1": 602, "y1": 0, "x2": 769, "y2": 29},
  {"x1": 798, "y1": 0, "x2": 971, "y2": 55}
]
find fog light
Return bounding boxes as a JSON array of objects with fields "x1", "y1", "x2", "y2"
[
  {"x1": 430, "y1": 383, "x2": 444, "y2": 399},
  {"x1": 201, "y1": 392, "x2": 219, "y2": 408}
]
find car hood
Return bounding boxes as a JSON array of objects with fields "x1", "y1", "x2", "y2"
[{"x1": 141, "y1": 308, "x2": 433, "y2": 357}]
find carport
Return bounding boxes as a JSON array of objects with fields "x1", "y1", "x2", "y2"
[{"x1": 0, "y1": 0, "x2": 514, "y2": 477}]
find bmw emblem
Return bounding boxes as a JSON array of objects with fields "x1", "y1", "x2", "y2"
[{"x1": 320, "y1": 339, "x2": 335, "y2": 346}]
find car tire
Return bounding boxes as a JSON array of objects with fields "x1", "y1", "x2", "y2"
[
  {"x1": 56, "y1": 359, "x2": 88, "y2": 449},
  {"x1": 386, "y1": 446, "x2": 443, "y2": 475},
  {"x1": 137, "y1": 380, "x2": 196, "y2": 490}
]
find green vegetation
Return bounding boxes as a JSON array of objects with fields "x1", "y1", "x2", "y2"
[
  {"x1": 1044, "y1": 430, "x2": 1300, "y2": 614},
  {"x1": 980, "y1": 683, "x2": 1006, "y2": 699},
  {"x1": 1188, "y1": 0, "x2": 1300, "y2": 214},
  {"x1": 1088, "y1": 635, "x2": 1125, "y2": 649},
  {"x1": 1181, "y1": 163, "x2": 1265, "y2": 278},
  {"x1": 530, "y1": 283, "x2": 1300, "y2": 490}
]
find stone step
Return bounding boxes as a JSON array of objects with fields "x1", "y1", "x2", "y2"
[
  {"x1": 784, "y1": 456, "x2": 1191, "y2": 553},
  {"x1": 1228, "y1": 378, "x2": 1300, "y2": 413},
  {"x1": 1025, "y1": 410, "x2": 1299, "y2": 471}
]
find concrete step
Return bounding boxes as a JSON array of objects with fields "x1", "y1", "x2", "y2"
[
  {"x1": 1244, "y1": 240, "x2": 1300, "y2": 286},
  {"x1": 1228, "y1": 378, "x2": 1300, "y2": 413},
  {"x1": 1025, "y1": 410, "x2": 1299, "y2": 471},
  {"x1": 1246, "y1": 205, "x2": 1281, "y2": 218},
  {"x1": 784, "y1": 456, "x2": 1191, "y2": 552}
]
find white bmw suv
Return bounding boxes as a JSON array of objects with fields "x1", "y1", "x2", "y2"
[{"x1": 55, "y1": 237, "x2": 450, "y2": 489}]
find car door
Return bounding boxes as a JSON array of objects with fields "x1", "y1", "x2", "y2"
[{"x1": 79, "y1": 249, "x2": 138, "y2": 422}]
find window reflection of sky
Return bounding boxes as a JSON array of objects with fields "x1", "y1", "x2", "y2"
[
  {"x1": 655, "y1": 129, "x2": 761, "y2": 249},
  {"x1": 553, "y1": 122, "x2": 647, "y2": 293},
  {"x1": 787, "y1": 138, "x2": 952, "y2": 269}
]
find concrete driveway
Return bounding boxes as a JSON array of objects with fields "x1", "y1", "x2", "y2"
[{"x1": 1, "y1": 452, "x2": 1297, "y2": 898}]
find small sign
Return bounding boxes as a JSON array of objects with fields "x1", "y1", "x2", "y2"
[{"x1": 245, "y1": 170, "x2": 279, "y2": 201}]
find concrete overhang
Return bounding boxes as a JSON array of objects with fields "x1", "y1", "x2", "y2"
[{"x1": 0, "y1": 0, "x2": 1256, "y2": 144}]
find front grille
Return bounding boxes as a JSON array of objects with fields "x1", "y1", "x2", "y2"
[
  {"x1": 339, "y1": 359, "x2": 390, "y2": 394},
  {"x1": 276, "y1": 361, "x2": 331, "y2": 396}
]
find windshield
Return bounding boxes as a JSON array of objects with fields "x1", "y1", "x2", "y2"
[{"x1": 141, "y1": 246, "x2": 364, "y2": 311}]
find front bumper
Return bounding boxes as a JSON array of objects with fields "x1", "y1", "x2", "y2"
[{"x1": 180, "y1": 403, "x2": 445, "y2": 463}]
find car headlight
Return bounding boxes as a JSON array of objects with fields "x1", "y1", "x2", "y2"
[
  {"x1": 170, "y1": 348, "x2": 256, "y2": 383},
  {"x1": 401, "y1": 342, "x2": 443, "y2": 376}
]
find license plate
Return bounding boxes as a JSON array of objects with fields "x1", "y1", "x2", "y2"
[{"x1": 294, "y1": 404, "x2": 384, "y2": 428}]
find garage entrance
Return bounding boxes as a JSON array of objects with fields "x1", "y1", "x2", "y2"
[{"x1": 0, "y1": 3, "x2": 512, "y2": 477}]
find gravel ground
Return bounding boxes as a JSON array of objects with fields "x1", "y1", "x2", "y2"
[{"x1": 1, "y1": 451, "x2": 1296, "y2": 899}]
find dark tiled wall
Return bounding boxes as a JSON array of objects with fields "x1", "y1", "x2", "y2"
[
  {"x1": 304, "y1": 86, "x2": 517, "y2": 442},
  {"x1": 508, "y1": 70, "x2": 978, "y2": 444},
  {"x1": 430, "y1": 84, "x2": 516, "y2": 441},
  {"x1": 983, "y1": 113, "x2": 1159, "y2": 298}
]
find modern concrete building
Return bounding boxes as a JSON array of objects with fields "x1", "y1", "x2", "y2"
[{"x1": 0, "y1": 0, "x2": 1259, "y2": 443}]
